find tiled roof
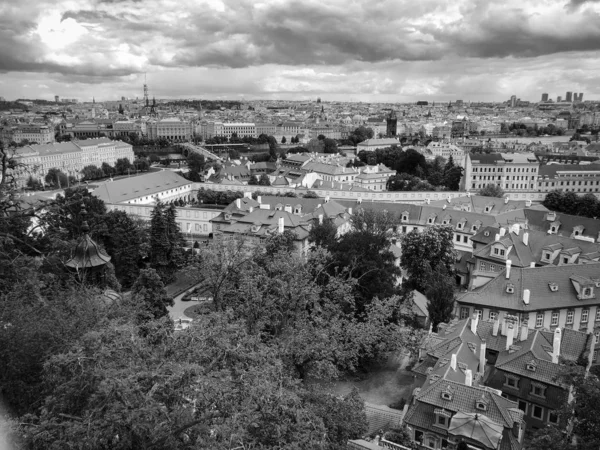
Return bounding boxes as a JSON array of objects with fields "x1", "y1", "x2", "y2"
[
  {"x1": 415, "y1": 378, "x2": 519, "y2": 428},
  {"x1": 458, "y1": 263, "x2": 600, "y2": 312},
  {"x1": 524, "y1": 209, "x2": 600, "y2": 241},
  {"x1": 92, "y1": 170, "x2": 190, "y2": 204},
  {"x1": 429, "y1": 195, "x2": 546, "y2": 216},
  {"x1": 539, "y1": 163, "x2": 600, "y2": 178}
]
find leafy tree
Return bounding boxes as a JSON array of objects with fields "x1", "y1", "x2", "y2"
[
  {"x1": 44, "y1": 168, "x2": 68, "y2": 188},
  {"x1": 329, "y1": 209, "x2": 401, "y2": 314},
  {"x1": 308, "y1": 219, "x2": 338, "y2": 250},
  {"x1": 248, "y1": 174, "x2": 259, "y2": 185},
  {"x1": 442, "y1": 156, "x2": 463, "y2": 190},
  {"x1": 424, "y1": 265, "x2": 456, "y2": 331},
  {"x1": 114, "y1": 157, "x2": 133, "y2": 175},
  {"x1": 307, "y1": 138, "x2": 324, "y2": 153},
  {"x1": 228, "y1": 148, "x2": 240, "y2": 159},
  {"x1": 131, "y1": 268, "x2": 174, "y2": 320},
  {"x1": 478, "y1": 183, "x2": 505, "y2": 198},
  {"x1": 101, "y1": 162, "x2": 115, "y2": 177},
  {"x1": 267, "y1": 136, "x2": 278, "y2": 162},
  {"x1": 527, "y1": 426, "x2": 574, "y2": 450},
  {"x1": 118, "y1": 103, "x2": 124, "y2": 114},
  {"x1": 133, "y1": 157, "x2": 150, "y2": 172},
  {"x1": 281, "y1": 136, "x2": 287, "y2": 144},
  {"x1": 258, "y1": 173, "x2": 271, "y2": 186},
  {"x1": 387, "y1": 173, "x2": 434, "y2": 191},
  {"x1": 197, "y1": 188, "x2": 243, "y2": 205},
  {"x1": 400, "y1": 226, "x2": 455, "y2": 292},
  {"x1": 26, "y1": 175, "x2": 43, "y2": 190},
  {"x1": 303, "y1": 191, "x2": 319, "y2": 198},
  {"x1": 81, "y1": 164, "x2": 102, "y2": 181},
  {"x1": 323, "y1": 138, "x2": 338, "y2": 154}
]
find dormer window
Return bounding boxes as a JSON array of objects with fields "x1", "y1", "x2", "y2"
[
  {"x1": 401, "y1": 213, "x2": 409, "y2": 222},
  {"x1": 550, "y1": 226, "x2": 557, "y2": 233},
  {"x1": 441, "y1": 391, "x2": 452, "y2": 401},
  {"x1": 457, "y1": 222, "x2": 464, "y2": 230},
  {"x1": 428, "y1": 215, "x2": 436, "y2": 224},
  {"x1": 434, "y1": 409, "x2": 452, "y2": 428},
  {"x1": 506, "y1": 283, "x2": 515, "y2": 294},
  {"x1": 485, "y1": 205, "x2": 493, "y2": 213},
  {"x1": 549, "y1": 283, "x2": 559, "y2": 292},
  {"x1": 542, "y1": 251, "x2": 552, "y2": 261},
  {"x1": 526, "y1": 361, "x2": 537, "y2": 372},
  {"x1": 493, "y1": 246, "x2": 506, "y2": 257},
  {"x1": 583, "y1": 287, "x2": 594, "y2": 298},
  {"x1": 476, "y1": 401, "x2": 488, "y2": 411}
]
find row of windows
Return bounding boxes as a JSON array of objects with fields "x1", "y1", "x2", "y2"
[{"x1": 473, "y1": 167, "x2": 538, "y2": 173}]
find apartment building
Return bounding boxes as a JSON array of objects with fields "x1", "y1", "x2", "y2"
[
  {"x1": 353, "y1": 164, "x2": 396, "y2": 191},
  {"x1": 537, "y1": 163, "x2": 600, "y2": 194},
  {"x1": 464, "y1": 153, "x2": 539, "y2": 192}
]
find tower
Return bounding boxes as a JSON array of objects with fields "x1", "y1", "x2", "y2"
[
  {"x1": 386, "y1": 110, "x2": 398, "y2": 136},
  {"x1": 144, "y1": 73, "x2": 149, "y2": 107},
  {"x1": 150, "y1": 97, "x2": 157, "y2": 117},
  {"x1": 541, "y1": 93, "x2": 549, "y2": 102}
]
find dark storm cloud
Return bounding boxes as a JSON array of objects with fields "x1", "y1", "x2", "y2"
[
  {"x1": 566, "y1": 0, "x2": 600, "y2": 10},
  {"x1": 2, "y1": 0, "x2": 600, "y2": 81}
]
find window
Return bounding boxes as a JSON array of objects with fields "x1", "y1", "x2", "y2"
[
  {"x1": 475, "y1": 309, "x2": 483, "y2": 320},
  {"x1": 460, "y1": 307, "x2": 470, "y2": 319},
  {"x1": 566, "y1": 311, "x2": 574, "y2": 325},
  {"x1": 551, "y1": 312, "x2": 559, "y2": 326},
  {"x1": 455, "y1": 234, "x2": 461, "y2": 242},
  {"x1": 563, "y1": 257, "x2": 569, "y2": 264},
  {"x1": 489, "y1": 311, "x2": 498, "y2": 321},
  {"x1": 437, "y1": 415, "x2": 447, "y2": 426},
  {"x1": 532, "y1": 405, "x2": 544, "y2": 419},
  {"x1": 583, "y1": 287, "x2": 593, "y2": 297},
  {"x1": 479, "y1": 261, "x2": 487, "y2": 271},
  {"x1": 518, "y1": 400, "x2": 527, "y2": 413},
  {"x1": 582, "y1": 309, "x2": 589, "y2": 323},
  {"x1": 542, "y1": 251, "x2": 552, "y2": 261},
  {"x1": 596, "y1": 309, "x2": 600, "y2": 322},
  {"x1": 531, "y1": 384, "x2": 546, "y2": 398},
  {"x1": 536, "y1": 313, "x2": 544, "y2": 328},
  {"x1": 549, "y1": 411, "x2": 559, "y2": 424},
  {"x1": 505, "y1": 375, "x2": 519, "y2": 388}
]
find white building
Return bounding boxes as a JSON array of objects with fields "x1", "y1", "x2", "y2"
[
  {"x1": 426, "y1": 141, "x2": 467, "y2": 167},
  {"x1": 464, "y1": 152, "x2": 539, "y2": 192},
  {"x1": 356, "y1": 138, "x2": 400, "y2": 152}
]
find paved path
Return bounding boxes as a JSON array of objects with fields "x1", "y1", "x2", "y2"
[{"x1": 168, "y1": 291, "x2": 200, "y2": 321}]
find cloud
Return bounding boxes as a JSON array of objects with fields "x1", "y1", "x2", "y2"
[{"x1": 565, "y1": 0, "x2": 600, "y2": 11}]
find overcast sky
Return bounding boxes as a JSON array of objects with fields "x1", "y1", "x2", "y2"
[{"x1": 1, "y1": 0, "x2": 600, "y2": 103}]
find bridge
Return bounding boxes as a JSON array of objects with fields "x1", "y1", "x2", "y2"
[{"x1": 179, "y1": 143, "x2": 224, "y2": 162}]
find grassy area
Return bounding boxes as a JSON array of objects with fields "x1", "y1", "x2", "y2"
[{"x1": 183, "y1": 302, "x2": 215, "y2": 318}]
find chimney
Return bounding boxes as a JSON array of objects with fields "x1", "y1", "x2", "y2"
[
  {"x1": 235, "y1": 198, "x2": 241, "y2": 208},
  {"x1": 499, "y1": 227, "x2": 506, "y2": 237},
  {"x1": 348, "y1": 207, "x2": 353, "y2": 215},
  {"x1": 244, "y1": 191, "x2": 251, "y2": 199},
  {"x1": 523, "y1": 232, "x2": 529, "y2": 246},
  {"x1": 519, "y1": 324, "x2": 529, "y2": 342},
  {"x1": 450, "y1": 354, "x2": 457, "y2": 371},
  {"x1": 504, "y1": 196, "x2": 509, "y2": 204},
  {"x1": 479, "y1": 340, "x2": 487, "y2": 373},
  {"x1": 492, "y1": 319, "x2": 500, "y2": 336},
  {"x1": 318, "y1": 214, "x2": 323, "y2": 225},
  {"x1": 467, "y1": 192, "x2": 471, "y2": 198},
  {"x1": 506, "y1": 323, "x2": 514, "y2": 350},
  {"x1": 447, "y1": 196, "x2": 452, "y2": 203},
  {"x1": 529, "y1": 262, "x2": 535, "y2": 268},
  {"x1": 257, "y1": 196, "x2": 262, "y2": 204},
  {"x1": 552, "y1": 328, "x2": 561, "y2": 364},
  {"x1": 325, "y1": 196, "x2": 330, "y2": 203},
  {"x1": 494, "y1": 233, "x2": 500, "y2": 241},
  {"x1": 505, "y1": 259, "x2": 512, "y2": 279},
  {"x1": 249, "y1": 206, "x2": 254, "y2": 213},
  {"x1": 523, "y1": 289, "x2": 530, "y2": 305},
  {"x1": 443, "y1": 204, "x2": 447, "y2": 210},
  {"x1": 526, "y1": 199, "x2": 532, "y2": 207},
  {"x1": 465, "y1": 369, "x2": 473, "y2": 387},
  {"x1": 278, "y1": 217, "x2": 284, "y2": 234},
  {"x1": 501, "y1": 318, "x2": 508, "y2": 336},
  {"x1": 470, "y1": 312, "x2": 479, "y2": 334}
]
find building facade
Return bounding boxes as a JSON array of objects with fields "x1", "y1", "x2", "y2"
[{"x1": 464, "y1": 153, "x2": 539, "y2": 192}]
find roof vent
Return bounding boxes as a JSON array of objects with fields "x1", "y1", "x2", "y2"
[
  {"x1": 549, "y1": 283, "x2": 559, "y2": 292},
  {"x1": 506, "y1": 283, "x2": 515, "y2": 294}
]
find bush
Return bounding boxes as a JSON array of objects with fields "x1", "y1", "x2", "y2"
[{"x1": 388, "y1": 398, "x2": 406, "y2": 410}]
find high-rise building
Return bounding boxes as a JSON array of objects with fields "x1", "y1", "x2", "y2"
[
  {"x1": 54, "y1": 95, "x2": 60, "y2": 103},
  {"x1": 577, "y1": 93, "x2": 584, "y2": 102},
  {"x1": 541, "y1": 93, "x2": 549, "y2": 102},
  {"x1": 557, "y1": 96, "x2": 562, "y2": 102},
  {"x1": 510, "y1": 95, "x2": 517, "y2": 108},
  {"x1": 566, "y1": 91, "x2": 573, "y2": 102}
]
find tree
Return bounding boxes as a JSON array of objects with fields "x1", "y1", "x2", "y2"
[
  {"x1": 118, "y1": 103, "x2": 124, "y2": 115},
  {"x1": 26, "y1": 175, "x2": 43, "y2": 190},
  {"x1": 308, "y1": 218, "x2": 337, "y2": 250},
  {"x1": 133, "y1": 158, "x2": 150, "y2": 172},
  {"x1": 281, "y1": 136, "x2": 287, "y2": 144},
  {"x1": 248, "y1": 174, "x2": 259, "y2": 185},
  {"x1": 424, "y1": 265, "x2": 456, "y2": 331},
  {"x1": 329, "y1": 209, "x2": 401, "y2": 314},
  {"x1": 148, "y1": 201, "x2": 185, "y2": 284},
  {"x1": 478, "y1": 183, "x2": 505, "y2": 198},
  {"x1": 442, "y1": 156, "x2": 463, "y2": 191},
  {"x1": 323, "y1": 138, "x2": 338, "y2": 154},
  {"x1": 81, "y1": 164, "x2": 102, "y2": 181},
  {"x1": 400, "y1": 226, "x2": 455, "y2": 292},
  {"x1": 114, "y1": 157, "x2": 133, "y2": 175},
  {"x1": 267, "y1": 136, "x2": 278, "y2": 162},
  {"x1": 258, "y1": 173, "x2": 271, "y2": 186},
  {"x1": 100, "y1": 210, "x2": 148, "y2": 289},
  {"x1": 44, "y1": 168, "x2": 68, "y2": 188},
  {"x1": 131, "y1": 268, "x2": 173, "y2": 320},
  {"x1": 101, "y1": 162, "x2": 115, "y2": 177},
  {"x1": 307, "y1": 138, "x2": 324, "y2": 153}
]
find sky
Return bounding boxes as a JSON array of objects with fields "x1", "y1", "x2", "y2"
[{"x1": 1, "y1": 0, "x2": 600, "y2": 103}]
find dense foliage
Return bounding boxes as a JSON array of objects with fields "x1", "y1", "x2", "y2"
[{"x1": 543, "y1": 190, "x2": 600, "y2": 218}]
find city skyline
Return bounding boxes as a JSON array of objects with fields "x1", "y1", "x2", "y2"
[{"x1": 1, "y1": 0, "x2": 600, "y2": 103}]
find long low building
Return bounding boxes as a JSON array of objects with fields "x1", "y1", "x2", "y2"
[{"x1": 8, "y1": 138, "x2": 134, "y2": 187}]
